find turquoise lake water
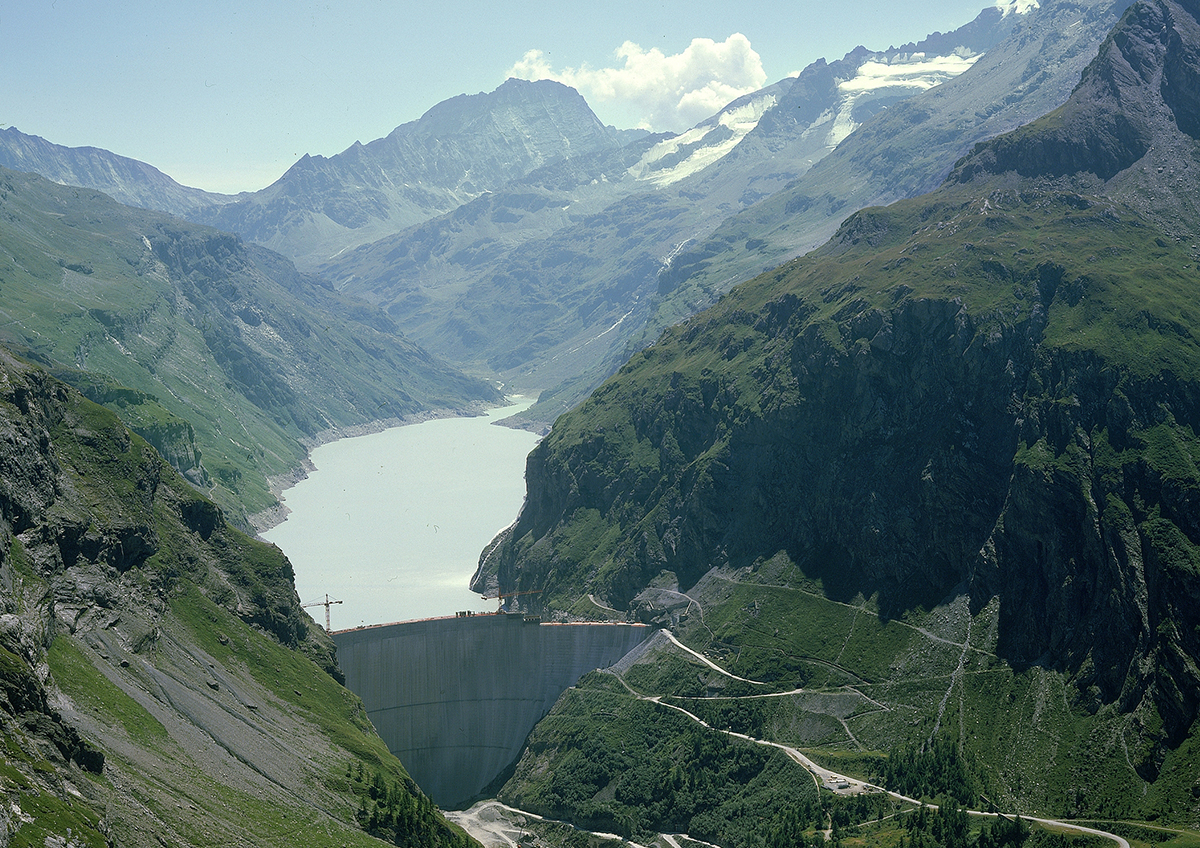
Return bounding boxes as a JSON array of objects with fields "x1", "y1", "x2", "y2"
[{"x1": 261, "y1": 399, "x2": 541, "y2": 629}]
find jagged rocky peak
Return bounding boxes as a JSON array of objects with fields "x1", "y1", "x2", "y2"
[
  {"x1": 295, "y1": 77, "x2": 621, "y2": 186},
  {"x1": 409, "y1": 77, "x2": 617, "y2": 149},
  {"x1": 199, "y1": 77, "x2": 628, "y2": 267},
  {"x1": 950, "y1": 0, "x2": 1200, "y2": 232}
]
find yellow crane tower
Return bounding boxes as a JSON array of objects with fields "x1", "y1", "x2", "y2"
[
  {"x1": 481, "y1": 588, "x2": 541, "y2": 613},
  {"x1": 301, "y1": 594, "x2": 343, "y2": 632}
]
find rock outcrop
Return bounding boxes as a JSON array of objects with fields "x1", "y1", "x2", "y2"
[
  {"x1": 0, "y1": 348, "x2": 471, "y2": 847},
  {"x1": 950, "y1": 0, "x2": 1200, "y2": 237}
]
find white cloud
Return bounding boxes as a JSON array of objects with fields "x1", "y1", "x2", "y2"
[{"x1": 508, "y1": 34, "x2": 767, "y2": 133}]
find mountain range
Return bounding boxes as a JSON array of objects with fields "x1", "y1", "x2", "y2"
[
  {"x1": 2, "y1": 0, "x2": 1200, "y2": 842},
  {"x1": 0, "y1": 0, "x2": 1128, "y2": 431}
]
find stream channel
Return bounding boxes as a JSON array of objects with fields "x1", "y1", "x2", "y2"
[{"x1": 261, "y1": 398, "x2": 541, "y2": 629}]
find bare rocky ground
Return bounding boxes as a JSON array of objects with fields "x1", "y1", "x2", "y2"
[{"x1": 10, "y1": 555, "x2": 386, "y2": 846}]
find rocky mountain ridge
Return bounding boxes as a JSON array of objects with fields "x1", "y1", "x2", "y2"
[
  {"x1": 193, "y1": 78, "x2": 635, "y2": 269},
  {"x1": 0, "y1": 126, "x2": 236, "y2": 220},
  {"x1": 949, "y1": 0, "x2": 1200, "y2": 237}
]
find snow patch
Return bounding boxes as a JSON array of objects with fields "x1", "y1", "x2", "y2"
[
  {"x1": 826, "y1": 51, "x2": 982, "y2": 147},
  {"x1": 627, "y1": 94, "x2": 777, "y2": 187},
  {"x1": 837, "y1": 52, "x2": 981, "y2": 95},
  {"x1": 995, "y1": 0, "x2": 1040, "y2": 15}
]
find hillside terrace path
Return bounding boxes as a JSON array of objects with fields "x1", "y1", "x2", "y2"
[
  {"x1": 450, "y1": 593, "x2": 1131, "y2": 848},
  {"x1": 605, "y1": 626, "x2": 1131, "y2": 848},
  {"x1": 448, "y1": 629, "x2": 1130, "y2": 848},
  {"x1": 447, "y1": 800, "x2": 653, "y2": 848},
  {"x1": 706, "y1": 572, "x2": 997, "y2": 658}
]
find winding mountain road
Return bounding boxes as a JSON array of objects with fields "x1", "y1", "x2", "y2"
[
  {"x1": 451, "y1": 620, "x2": 1132, "y2": 848},
  {"x1": 633, "y1": 629, "x2": 1131, "y2": 848}
]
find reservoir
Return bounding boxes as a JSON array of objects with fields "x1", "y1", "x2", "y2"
[{"x1": 261, "y1": 398, "x2": 540, "y2": 629}]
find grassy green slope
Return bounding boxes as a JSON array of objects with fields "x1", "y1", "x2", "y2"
[
  {"x1": 485, "y1": 178, "x2": 1200, "y2": 829},
  {"x1": 489, "y1": 3, "x2": 1200, "y2": 823},
  {"x1": 491, "y1": 182, "x2": 1200, "y2": 599},
  {"x1": 0, "y1": 348, "x2": 473, "y2": 847},
  {"x1": 0, "y1": 167, "x2": 499, "y2": 524}
]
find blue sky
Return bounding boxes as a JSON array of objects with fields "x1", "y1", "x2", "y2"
[{"x1": 3, "y1": 0, "x2": 996, "y2": 194}]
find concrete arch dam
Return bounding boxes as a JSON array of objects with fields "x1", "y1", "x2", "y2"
[{"x1": 332, "y1": 614, "x2": 651, "y2": 808}]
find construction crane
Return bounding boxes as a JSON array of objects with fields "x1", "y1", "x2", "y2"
[
  {"x1": 481, "y1": 588, "x2": 541, "y2": 613},
  {"x1": 301, "y1": 594, "x2": 343, "y2": 632}
]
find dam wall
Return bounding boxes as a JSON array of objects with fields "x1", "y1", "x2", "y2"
[{"x1": 332, "y1": 614, "x2": 651, "y2": 808}]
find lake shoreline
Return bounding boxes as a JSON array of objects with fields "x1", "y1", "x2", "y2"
[
  {"x1": 249, "y1": 398, "x2": 522, "y2": 535},
  {"x1": 256, "y1": 396, "x2": 541, "y2": 626}
]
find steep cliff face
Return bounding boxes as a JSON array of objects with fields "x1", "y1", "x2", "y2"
[{"x1": 0, "y1": 348, "x2": 472, "y2": 847}]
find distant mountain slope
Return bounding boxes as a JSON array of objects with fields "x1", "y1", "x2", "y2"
[
  {"x1": 0, "y1": 126, "x2": 235, "y2": 218},
  {"x1": 644, "y1": 0, "x2": 1136, "y2": 351},
  {"x1": 325, "y1": 7, "x2": 1020, "y2": 426},
  {"x1": 476, "y1": 0, "x2": 1200, "y2": 826},
  {"x1": 0, "y1": 348, "x2": 472, "y2": 847},
  {"x1": 195, "y1": 78, "x2": 632, "y2": 269},
  {"x1": 0, "y1": 166, "x2": 498, "y2": 525}
]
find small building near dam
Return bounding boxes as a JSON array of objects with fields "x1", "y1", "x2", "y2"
[{"x1": 332, "y1": 613, "x2": 652, "y2": 808}]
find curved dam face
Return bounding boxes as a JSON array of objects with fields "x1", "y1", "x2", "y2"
[{"x1": 332, "y1": 615, "x2": 651, "y2": 808}]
